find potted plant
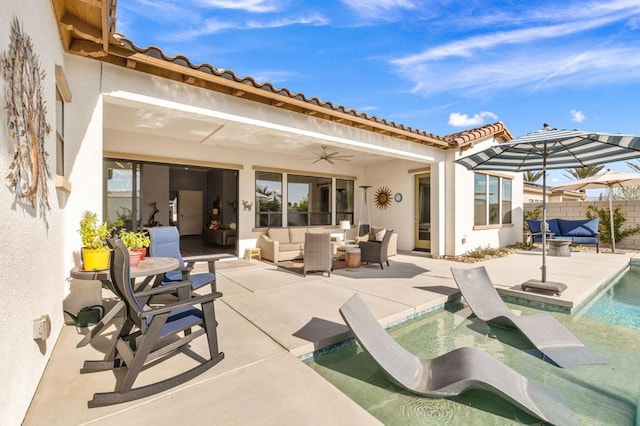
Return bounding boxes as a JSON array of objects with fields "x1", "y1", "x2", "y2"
[
  {"x1": 78, "y1": 211, "x2": 110, "y2": 270},
  {"x1": 119, "y1": 230, "x2": 151, "y2": 266}
]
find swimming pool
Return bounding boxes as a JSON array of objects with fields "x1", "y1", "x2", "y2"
[
  {"x1": 580, "y1": 266, "x2": 640, "y2": 330},
  {"x1": 306, "y1": 301, "x2": 640, "y2": 425}
]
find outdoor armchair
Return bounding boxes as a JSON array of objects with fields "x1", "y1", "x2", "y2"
[
  {"x1": 358, "y1": 228, "x2": 393, "y2": 269},
  {"x1": 303, "y1": 232, "x2": 332, "y2": 277},
  {"x1": 148, "y1": 226, "x2": 219, "y2": 292}
]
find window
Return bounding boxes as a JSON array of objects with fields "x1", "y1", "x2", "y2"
[
  {"x1": 474, "y1": 174, "x2": 487, "y2": 226},
  {"x1": 256, "y1": 171, "x2": 282, "y2": 227},
  {"x1": 104, "y1": 159, "x2": 141, "y2": 231},
  {"x1": 502, "y1": 179, "x2": 512, "y2": 224},
  {"x1": 254, "y1": 171, "x2": 354, "y2": 228},
  {"x1": 287, "y1": 174, "x2": 331, "y2": 226},
  {"x1": 488, "y1": 175, "x2": 500, "y2": 224},
  {"x1": 474, "y1": 173, "x2": 512, "y2": 226},
  {"x1": 55, "y1": 86, "x2": 64, "y2": 176},
  {"x1": 336, "y1": 179, "x2": 354, "y2": 223}
]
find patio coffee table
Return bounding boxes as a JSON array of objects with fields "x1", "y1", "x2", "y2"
[{"x1": 547, "y1": 238, "x2": 572, "y2": 257}]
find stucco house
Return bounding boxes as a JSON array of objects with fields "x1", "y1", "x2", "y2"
[{"x1": 1, "y1": 0, "x2": 522, "y2": 422}]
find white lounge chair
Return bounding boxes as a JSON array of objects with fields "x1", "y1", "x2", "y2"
[
  {"x1": 451, "y1": 266, "x2": 607, "y2": 368},
  {"x1": 339, "y1": 294, "x2": 578, "y2": 426}
]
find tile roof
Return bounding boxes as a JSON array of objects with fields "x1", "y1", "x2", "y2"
[
  {"x1": 115, "y1": 35, "x2": 449, "y2": 147},
  {"x1": 444, "y1": 121, "x2": 514, "y2": 148}
]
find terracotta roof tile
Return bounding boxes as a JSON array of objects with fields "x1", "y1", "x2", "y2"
[
  {"x1": 444, "y1": 121, "x2": 514, "y2": 149},
  {"x1": 115, "y1": 36, "x2": 447, "y2": 145}
]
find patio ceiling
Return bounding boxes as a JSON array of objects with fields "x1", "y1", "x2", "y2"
[{"x1": 104, "y1": 99, "x2": 403, "y2": 167}]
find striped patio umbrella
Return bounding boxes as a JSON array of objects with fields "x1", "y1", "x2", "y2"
[{"x1": 456, "y1": 124, "x2": 640, "y2": 284}]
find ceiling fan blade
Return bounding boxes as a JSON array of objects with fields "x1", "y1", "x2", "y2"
[
  {"x1": 312, "y1": 158, "x2": 323, "y2": 164},
  {"x1": 326, "y1": 158, "x2": 334, "y2": 164}
]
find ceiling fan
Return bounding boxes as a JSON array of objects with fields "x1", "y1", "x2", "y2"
[{"x1": 312, "y1": 145, "x2": 354, "y2": 164}]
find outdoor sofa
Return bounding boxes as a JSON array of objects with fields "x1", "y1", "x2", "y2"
[
  {"x1": 526, "y1": 218, "x2": 599, "y2": 252},
  {"x1": 257, "y1": 226, "x2": 397, "y2": 263}
]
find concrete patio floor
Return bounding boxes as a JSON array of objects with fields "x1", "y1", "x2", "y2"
[{"x1": 24, "y1": 248, "x2": 636, "y2": 425}]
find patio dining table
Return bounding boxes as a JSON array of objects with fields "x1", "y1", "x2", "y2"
[{"x1": 69, "y1": 256, "x2": 179, "y2": 347}]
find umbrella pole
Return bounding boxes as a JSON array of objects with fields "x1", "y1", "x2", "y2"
[
  {"x1": 609, "y1": 189, "x2": 616, "y2": 253},
  {"x1": 541, "y1": 164, "x2": 547, "y2": 282}
]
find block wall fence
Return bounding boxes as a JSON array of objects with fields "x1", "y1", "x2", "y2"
[{"x1": 524, "y1": 200, "x2": 640, "y2": 249}]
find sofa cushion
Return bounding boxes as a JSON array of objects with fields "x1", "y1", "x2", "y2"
[
  {"x1": 279, "y1": 242, "x2": 303, "y2": 252},
  {"x1": 289, "y1": 228, "x2": 307, "y2": 244},
  {"x1": 558, "y1": 219, "x2": 599, "y2": 237},
  {"x1": 545, "y1": 219, "x2": 560, "y2": 236},
  {"x1": 526, "y1": 220, "x2": 542, "y2": 234},
  {"x1": 268, "y1": 228, "x2": 290, "y2": 243}
]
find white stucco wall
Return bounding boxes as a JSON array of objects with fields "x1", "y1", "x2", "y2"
[
  {"x1": 447, "y1": 140, "x2": 524, "y2": 256},
  {"x1": 0, "y1": 2, "x2": 69, "y2": 423},
  {"x1": 361, "y1": 157, "x2": 447, "y2": 256}
]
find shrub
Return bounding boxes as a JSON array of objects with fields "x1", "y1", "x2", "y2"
[{"x1": 586, "y1": 205, "x2": 640, "y2": 245}]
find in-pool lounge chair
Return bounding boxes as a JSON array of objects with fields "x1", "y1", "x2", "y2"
[
  {"x1": 450, "y1": 266, "x2": 607, "y2": 368},
  {"x1": 339, "y1": 294, "x2": 578, "y2": 426}
]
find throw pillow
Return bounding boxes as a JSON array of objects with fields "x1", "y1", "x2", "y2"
[
  {"x1": 375, "y1": 228, "x2": 387, "y2": 241},
  {"x1": 355, "y1": 234, "x2": 369, "y2": 243},
  {"x1": 368, "y1": 226, "x2": 383, "y2": 241}
]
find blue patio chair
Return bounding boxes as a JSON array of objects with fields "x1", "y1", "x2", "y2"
[{"x1": 148, "y1": 226, "x2": 219, "y2": 292}]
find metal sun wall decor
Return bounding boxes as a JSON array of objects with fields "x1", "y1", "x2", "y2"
[
  {"x1": 1, "y1": 18, "x2": 52, "y2": 227},
  {"x1": 374, "y1": 186, "x2": 393, "y2": 209}
]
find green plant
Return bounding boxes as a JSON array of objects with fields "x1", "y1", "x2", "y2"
[
  {"x1": 465, "y1": 245, "x2": 510, "y2": 259},
  {"x1": 524, "y1": 205, "x2": 542, "y2": 221},
  {"x1": 119, "y1": 230, "x2": 150, "y2": 250},
  {"x1": 586, "y1": 205, "x2": 640, "y2": 245},
  {"x1": 78, "y1": 211, "x2": 110, "y2": 249}
]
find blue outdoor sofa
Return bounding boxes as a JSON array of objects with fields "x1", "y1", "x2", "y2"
[{"x1": 526, "y1": 218, "x2": 600, "y2": 252}]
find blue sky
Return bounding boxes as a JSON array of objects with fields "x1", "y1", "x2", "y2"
[{"x1": 115, "y1": 0, "x2": 640, "y2": 186}]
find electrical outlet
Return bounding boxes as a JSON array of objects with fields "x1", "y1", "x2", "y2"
[{"x1": 33, "y1": 315, "x2": 51, "y2": 341}]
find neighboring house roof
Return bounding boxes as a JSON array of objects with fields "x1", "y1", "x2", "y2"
[
  {"x1": 524, "y1": 182, "x2": 586, "y2": 202},
  {"x1": 444, "y1": 121, "x2": 514, "y2": 149},
  {"x1": 51, "y1": 0, "x2": 460, "y2": 150}
]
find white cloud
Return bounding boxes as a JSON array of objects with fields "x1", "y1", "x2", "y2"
[
  {"x1": 396, "y1": 45, "x2": 640, "y2": 97},
  {"x1": 196, "y1": 0, "x2": 283, "y2": 13},
  {"x1": 390, "y1": 1, "x2": 640, "y2": 96},
  {"x1": 393, "y1": 15, "x2": 629, "y2": 66},
  {"x1": 341, "y1": 0, "x2": 422, "y2": 20},
  {"x1": 166, "y1": 14, "x2": 328, "y2": 41},
  {"x1": 448, "y1": 111, "x2": 498, "y2": 127},
  {"x1": 571, "y1": 109, "x2": 586, "y2": 123}
]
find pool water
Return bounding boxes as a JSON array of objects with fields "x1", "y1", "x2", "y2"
[
  {"x1": 306, "y1": 302, "x2": 640, "y2": 425},
  {"x1": 581, "y1": 266, "x2": 640, "y2": 330}
]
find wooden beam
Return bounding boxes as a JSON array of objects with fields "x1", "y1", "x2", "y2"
[
  {"x1": 69, "y1": 39, "x2": 107, "y2": 58},
  {"x1": 76, "y1": 0, "x2": 102, "y2": 7},
  {"x1": 60, "y1": 13, "x2": 102, "y2": 43},
  {"x1": 102, "y1": 0, "x2": 110, "y2": 51},
  {"x1": 126, "y1": 59, "x2": 137, "y2": 69}
]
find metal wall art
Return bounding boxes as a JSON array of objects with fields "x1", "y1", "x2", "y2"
[
  {"x1": 374, "y1": 186, "x2": 393, "y2": 209},
  {"x1": 1, "y1": 18, "x2": 52, "y2": 227}
]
